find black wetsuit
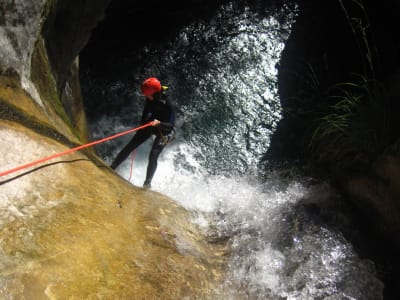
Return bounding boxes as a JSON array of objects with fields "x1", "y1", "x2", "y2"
[{"x1": 110, "y1": 91, "x2": 176, "y2": 186}]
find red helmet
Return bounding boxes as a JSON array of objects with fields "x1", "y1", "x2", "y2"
[{"x1": 141, "y1": 77, "x2": 162, "y2": 97}]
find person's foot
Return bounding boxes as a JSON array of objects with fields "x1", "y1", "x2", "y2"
[{"x1": 143, "y1": 182, "x2": 151, "y2": 189}]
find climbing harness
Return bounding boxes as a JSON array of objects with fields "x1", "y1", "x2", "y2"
[
  {"x1": 0, "y1": 121, "x2": 154, "y2": 178},
  {"x1": 158, "y1": 128, "x2": 175, "y2": 146}
]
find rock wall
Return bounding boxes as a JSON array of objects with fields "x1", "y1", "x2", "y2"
[
  {"x1": 336, "y1": 143, "x2": 400, "y2": 246},
  {"x1": 0, "y1": 0, "x2": 47, "y2": 106},
  {"x1": 41, "y1": 0, "x2": 111, "y2": 139},
  {"x1": 0, "y1": 0, "x2": 227, "y2": 298},
  {"x1": 273, "y1": 0, "x2": 400, "y2": 246},
  {"x1": 0, "y1": 0, "x2": 112, "y2": 142},
  {"x1": 0, "y1": 120, "x2": 225, "y2": 298}
]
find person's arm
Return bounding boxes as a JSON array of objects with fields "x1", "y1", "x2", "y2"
[{"x1": 140, "y1": 101, "x2": 152, "y2": 124}]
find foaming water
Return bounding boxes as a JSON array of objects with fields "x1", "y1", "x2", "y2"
[
  {"x1": 101, "y1": 138, "x2": 383, "y2": 299},
  {"x1": 84, "y1": 1, "x2": 383, "y2": 298}
]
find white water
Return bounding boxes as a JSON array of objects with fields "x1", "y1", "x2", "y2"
[
  {"x1": 93, "y1": 132, "x2": 383, "y2": 299},
  {"x1": 86, "y1": 2, "x2": 384, "y2": 298}
]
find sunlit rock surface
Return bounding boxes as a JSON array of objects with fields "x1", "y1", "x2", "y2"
[
  {"x1": 0, "y1": 1, "x2": 226, "y2": 296},
  {"x1": 0, "y1": 119, "x2": 226, "y2": 298}
]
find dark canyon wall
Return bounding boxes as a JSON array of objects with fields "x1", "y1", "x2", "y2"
[
  {"x1": 273, "y1": 0, "x2": 400, "y2": 246},
  {"x1": 273, "y1": 0, "x2": 400, "y2": 161}
]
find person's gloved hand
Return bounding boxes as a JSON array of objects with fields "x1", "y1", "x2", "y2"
[{"x1": 152, "y1": 119, "x2": 161, "y2": 126}]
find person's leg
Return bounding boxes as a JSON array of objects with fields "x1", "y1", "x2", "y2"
[
  {"x1": 143, "y1": 137, "x2": 166, "y2": 187},
  {"x1": 110, "y1": 128, "x2": 151, "y2": 169}
]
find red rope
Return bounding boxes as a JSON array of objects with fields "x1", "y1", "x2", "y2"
[{"x1": 0, "y1": 122, "x2": 153, "y2": 178}]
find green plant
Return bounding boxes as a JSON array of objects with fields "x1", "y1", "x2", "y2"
[
  {"x1": 305, "y1": 0, "x2": 390, "y2": 166},
  {"x1": 338, "y1": 0, "x2": 380, "y2": 77},
  {"x1": 310, "y1": 75, "x2": 389, "y2": 165}
]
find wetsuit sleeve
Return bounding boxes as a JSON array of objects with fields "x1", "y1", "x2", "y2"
[
  {"x1": 140, "y1": 102, "x2": 152, "y2": 124},
  {"x1": 159, "y1": 97, "x2": 176, "y2": 131}
]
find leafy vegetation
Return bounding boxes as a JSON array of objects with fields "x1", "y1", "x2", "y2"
[
  {"x1": 303, "y1": 0, "x2": 392, "y2": 167},
  {"x1": 309, "y1": 75, "x2": 390, "y2": 166}
]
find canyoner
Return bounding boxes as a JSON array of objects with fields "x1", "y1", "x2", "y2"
[{"x1": 110, "y1": 77, "x2": 176, "y2": 189}]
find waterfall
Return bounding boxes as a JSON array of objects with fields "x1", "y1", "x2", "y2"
[{"x1": 82, "y1": 1, "x2": 383, "y2": 298}]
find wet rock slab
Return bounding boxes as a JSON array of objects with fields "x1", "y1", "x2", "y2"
[{"x1": 0, "y1": 121, "x2": 227, "y2": 299}]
